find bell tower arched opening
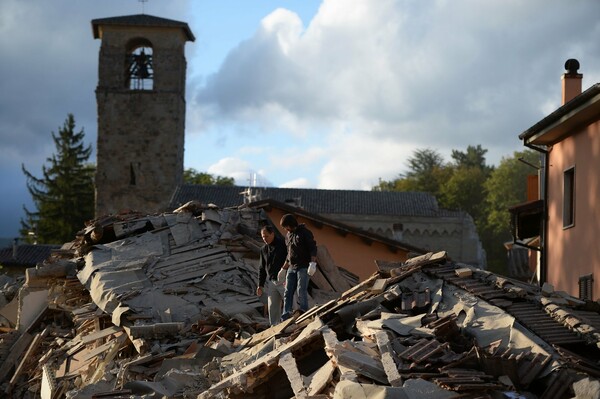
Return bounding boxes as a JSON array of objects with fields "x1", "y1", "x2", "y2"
[{"x1": 126, "y1": 38, "x2": 153, "y2": 90}]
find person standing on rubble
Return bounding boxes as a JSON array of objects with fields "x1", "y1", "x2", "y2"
[
  {"x1": 279, "y1": 214, "x2": 318, "y2": 321},
  {"x1": 256, "y1": 225, "x2": 288, "y2": 325}
]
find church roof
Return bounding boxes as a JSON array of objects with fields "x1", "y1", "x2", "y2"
[
  {"x1": 169, "y1": 184, "x2": 465, "y2": 218},
  {"x1": 92, "y1": 14, "x2": 195, "y2": 41}
]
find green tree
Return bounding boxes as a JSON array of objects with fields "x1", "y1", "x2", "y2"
[
  {"x1": 403, "y1": 148, "x2": 447, "y2": 193},
  {"x1": 373, "y1": 148, "x2": 449, "y2": 194},
  {"x1": 439, "y1": 145, "x2": 494, "y2": 222},
  {"x1": 450, "y1": 144, "x2": 493, "y2": 173},
  {"x1": 484, "y1": 149, "x2": 539, "y2": 236},
  {"x1": 21, "y1": 114, "x2": 95, "y2": 244},
  {"x1": 373, "y1": 145, "x2": 540, "y2": 274},
  {"x1": 183, "y1": 168, "x2": 235, "y2": 186},
  {"x1": 405, "y1": 148, "x2": 445, "y2": 178},
  {"x1": 438, "y1": 166, "x2": 488, "y2": 220}
]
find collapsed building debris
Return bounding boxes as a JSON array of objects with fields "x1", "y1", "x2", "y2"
[{"x1": 0, "y1": 203, "x2": 599, "y2": 398}]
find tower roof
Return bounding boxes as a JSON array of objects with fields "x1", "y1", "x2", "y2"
[{"x1": 91, "y1": 14, "x2": 195, "y2": 41}]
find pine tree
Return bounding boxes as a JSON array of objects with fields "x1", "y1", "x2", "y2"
[{"x1": 21, "y1": 114, "x2": 95, "y2": 244}]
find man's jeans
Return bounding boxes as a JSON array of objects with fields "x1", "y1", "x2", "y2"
[
  {"x1": 266, "y1": 278, "x2": 284, "y2": 326},
  {"x1": 282, "y1": 267, "x2": 309, "y2": 320}
]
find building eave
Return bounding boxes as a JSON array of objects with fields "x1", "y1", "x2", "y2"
[
  {"x1": 91, "y1": 14, "x2": 195, "y2": 42},
  {"x1": 519, "y1": 84, "x2": 600, "y2": 146}
]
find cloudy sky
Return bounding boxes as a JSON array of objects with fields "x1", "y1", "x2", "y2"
[{"x1": 1, "y1": 0, "x2": 600, "y2": 238}]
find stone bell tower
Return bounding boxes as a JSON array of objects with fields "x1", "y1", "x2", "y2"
[{"x1": 92, "y1": 15, "x2": 195, "y2": 216}]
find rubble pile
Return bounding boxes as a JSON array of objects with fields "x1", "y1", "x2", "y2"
[
  {"x1": 0, "y1": 203, "x2": 599, "y2": 398},
  {"x1": 0, "y1": 203, "x2": 357, "y2": 398},
  {"x1": 198, "y1": 253, "x2": 600, "y2": 399}
]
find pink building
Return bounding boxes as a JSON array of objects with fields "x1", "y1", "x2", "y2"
[{"x1": 516, "y1": 59, "x2": 600, "y2": 301}]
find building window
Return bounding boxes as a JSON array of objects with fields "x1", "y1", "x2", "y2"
[
  {"x1": 579, "y1": 274, "x2": 593, "y2": 301},
  {"x1": 563, "y1": 167, "x2": 575, "y2": 228},
  {"x1": 130, "y1": 163, "x2": 137, "y2": 186}
]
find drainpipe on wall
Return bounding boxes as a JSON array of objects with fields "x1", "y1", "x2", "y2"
[{"x1": 539, "y1": 150, "x2": 548, "y2": 286}]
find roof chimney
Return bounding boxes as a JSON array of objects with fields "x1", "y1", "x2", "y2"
[{"x1": 561, "y1": 59, "x2": 582, "y2": 105}]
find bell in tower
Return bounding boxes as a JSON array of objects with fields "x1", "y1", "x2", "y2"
[
  {"x1": 127, "y1": 46, "x2": 153, "y2": 90},
  {"x1": 92, "y1": 14, "x2": 195, "y2": 216}
]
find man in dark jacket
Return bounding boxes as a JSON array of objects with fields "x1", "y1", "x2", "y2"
[
  {"x1": 279, "y1": 214, "x2": 317, "y2": 320},
  {"x1": 256, "y1": 225, "x2": 287, "y2": 325}
]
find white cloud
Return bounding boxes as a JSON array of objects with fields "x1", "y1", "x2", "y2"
[
  {"x1": 317, "y1": 131, "x2": 417, "y2": 190},
  {"x1": 280, "y1": 177, "x2": 311, "y2": 188},
  {"x1": 3, "y1": 0, "x2": 600, "y2": 236},
  {"x1": 260, "y1": 8, "x2": 304, "y2": 56},
  {"x1": 207, "y1": 157, "x2": 252, "y2": 184},
  {"x1": 270, "y1": 146, "x2": 327, "y2": 169},
  {"x1": 191, "y1": 0, "x2": 600, "y2": 188}
]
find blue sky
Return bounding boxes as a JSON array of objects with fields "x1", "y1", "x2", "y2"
[{"x1": 1, "y1": 0, "x2": 600, "y2": 239}]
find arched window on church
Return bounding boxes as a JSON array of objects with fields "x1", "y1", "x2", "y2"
[{"x1": 126, "y1": 39, "x2": 153, "y2": 90}]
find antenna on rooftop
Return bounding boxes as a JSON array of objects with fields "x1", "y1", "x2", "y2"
[
  {"x1": 139, "y1": 0, "x2": 148, "y2": 14},
  {"x1": 241, "y1": 171, "x2": 266, "y2": 204}
]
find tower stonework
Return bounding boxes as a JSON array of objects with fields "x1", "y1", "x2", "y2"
[{"x1": 92, "y1": 15, "x2": 194, "y2": 216}]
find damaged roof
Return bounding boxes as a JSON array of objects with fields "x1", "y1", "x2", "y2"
[{"x1": 1, "y1": 203, "x2": 599, "y2": 398}]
